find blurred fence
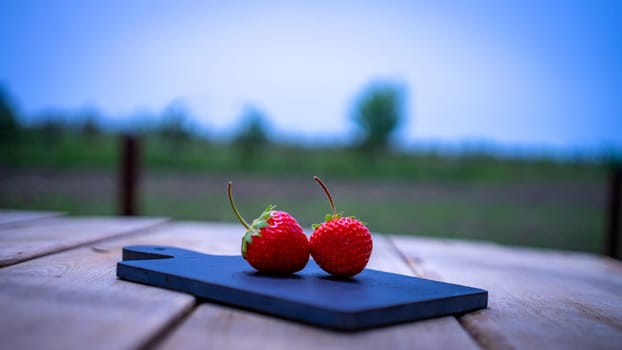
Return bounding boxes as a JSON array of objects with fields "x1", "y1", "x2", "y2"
[
  {"x1": 118, "y1": 135, "x2": 141, "y2": 216},
  {"x1": 114, "y1": 135, "x2": 622, "y2": 259},
  {"x1": 606, "y1": 164, "x2": 621, "y2": 259}
]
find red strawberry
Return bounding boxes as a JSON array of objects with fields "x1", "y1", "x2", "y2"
[
  {"x1": 227, "y1": 181, "x2": 309, "y2": 274},
  {"x1": 309, "y1": 176, "x2": 373, "y2": 277}
]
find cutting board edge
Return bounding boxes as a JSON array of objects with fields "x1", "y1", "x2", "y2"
[{"x1": 116, "y1": 261, "x2": 488, "y2": 331}]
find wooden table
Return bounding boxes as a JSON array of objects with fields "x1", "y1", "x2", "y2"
[{"x1": 1, "y1": 210, "x2": 621, "y2": 350}]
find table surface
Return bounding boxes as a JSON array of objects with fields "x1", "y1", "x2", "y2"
[{"x1": 1, "y1": 209, "x2": 621, "y2": 350}]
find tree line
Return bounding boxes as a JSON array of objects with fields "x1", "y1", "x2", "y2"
[{"x1": 0, "y1": 81, "x2": 406, "y2": 157}]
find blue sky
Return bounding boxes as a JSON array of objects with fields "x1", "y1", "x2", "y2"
[{"x1": 1, "y1": 0, "x2": 621, "y2": 151}]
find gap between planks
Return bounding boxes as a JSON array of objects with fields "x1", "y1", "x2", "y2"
[
  {"x1": 386, "y1": 235, "x2": 489, "y2": 350},
  {"x1": 0, "y1": 221, "x2": 246, "y2": 350},
  {"x1": 390, "y1": 235, "x2": 622, "y2": 350},
  {"x1": 136, "y1": 298, "x2": 198, "y2": 350},
  {"x1": 0, "y1": 209, "x2": 64, "y2": 227},
  {"x1": 0, "y1": 216, "x2": 170, "y2": 268}
]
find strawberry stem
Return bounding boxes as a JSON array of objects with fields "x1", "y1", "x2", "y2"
[
  {"x1": 227, "y1": 181, "x2": 251, "y2": 230},
  {"x1": 314, "y1": 176, "x2": 337, "y2": 216}
]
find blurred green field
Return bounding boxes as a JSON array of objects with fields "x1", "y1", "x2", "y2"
[
  {"x1": 1, "y1": 133, "x2": 610, "y2": 254},
  {"x1": 2, "y1": 132, "x2": 604, "y2": 181}
]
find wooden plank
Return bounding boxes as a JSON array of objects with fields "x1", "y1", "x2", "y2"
[
  {"x1": 156, "y1": 230, "x2": 481, "y2": 350},
  {"x1": 391, "y1": 236, "x2": 622, "y2": 350},
  {"x1": 0, "y1": 216, "x2": 167, "y2": 267},
  {"x1": 0, "y1": 221, "x2": 255, "y2": 350},
  {"x1": 0, "y1": 209, "x2": 63, "y2": 227}
]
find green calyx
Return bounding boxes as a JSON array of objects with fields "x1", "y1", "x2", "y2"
[
  {"x1": 228, "y1": 181, "x2": 276, "y2": 258},
  {"x1": 312, "y1": 212, "x2": 343, "y2": 230},
  {"x1": 241, "y1": 204, "x2": 275, "y2": 256},
  {"x1": 311, "y1": 212, "x2": 368, "y2": 230}
]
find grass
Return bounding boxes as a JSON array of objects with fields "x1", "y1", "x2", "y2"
[{"x1": 0, "y1": 169, "x2": 607, "y2": 254}]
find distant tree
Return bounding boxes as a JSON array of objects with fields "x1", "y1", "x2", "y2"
[
  {"x1": 127, "y1": 111, "x2": 160, "y2": 136},
  {"x1": 352, "y1": 82, "x2": 405, "y2": 153},
  {"x1": 77, "y1": 109, "x2": 102, "y2": 142},
  {"x1": 37, "y1": 113, "x2": 66, "y2": 146},
  {"x1": 0, "y1": 87, "x2": 20, "y2": 146},
  {"x1": 158, "y1": 101, "x2": 195, "y2": 151},
  {"x1": 233, "y1": 106, "x2": 269, "y2": 162}
]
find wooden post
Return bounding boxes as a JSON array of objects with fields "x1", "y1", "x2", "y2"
[
  {"x1": 118, "y1": 134, "x2": 141, "y2": 216},
  {"x1": 606, "y1": 164, "x2": 621, "y2": 259}
]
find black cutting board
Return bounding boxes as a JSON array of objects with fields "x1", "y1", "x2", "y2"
[{"x1": 116, "y1": 245, "x2": 487, "y2": 331}]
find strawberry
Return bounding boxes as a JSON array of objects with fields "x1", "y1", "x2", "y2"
[
  {"x1": 227, "y1": 181, "x2": 309, "y2": 274},
  {"x1": 309, "y1": 176, "x2": 373, "y2": 277}
]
